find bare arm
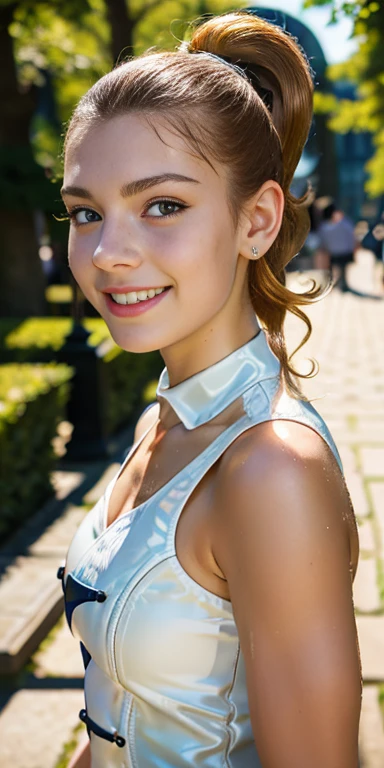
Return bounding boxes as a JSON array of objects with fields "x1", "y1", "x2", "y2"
[
  {"x1": 213, "y1": 420, "x2": 361, "y2": 768},
  {"x1": 67, "y1": 732, "x2": 90, "y2": 768}
]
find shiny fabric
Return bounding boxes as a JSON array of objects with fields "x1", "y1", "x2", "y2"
[{"x1": 64, "y1": 329, "x2": 342, "y2": 767}]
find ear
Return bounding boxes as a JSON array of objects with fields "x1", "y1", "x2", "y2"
[{"x1": 237, "y1": 181, "x2": 285, "y2": 261}]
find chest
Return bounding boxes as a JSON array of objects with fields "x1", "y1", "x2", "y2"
[
  {"x1": 107, "y1": 421, "x2": 227, "y2": 594},
  {"x1": 66, "y1": 453, "x2": 236, "y2": 689}
]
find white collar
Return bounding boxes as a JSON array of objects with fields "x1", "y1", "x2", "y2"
[{"x1": 156, "y1": 329, "x2": 280, "y2": 430}]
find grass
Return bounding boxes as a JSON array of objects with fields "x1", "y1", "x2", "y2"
[
  {"x1": 32, "y1": 615, "x2": 65, "y2": 661},
  {"x1": 376, "y1": 555, "x2": 384, "y2": 606},
  {"x1": 358, "y1": 478, "x2": 384, "y2": 606},
  {"x1": 54, "y1": 721, "x2": 86, "y2": 768},
  {"x1": 378, "y1": 685, "x2": 384, "y2": 732}
]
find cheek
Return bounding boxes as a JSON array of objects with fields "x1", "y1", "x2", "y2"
[
  {"x1": 166, "y1": 230, "x2": 237, "y2": 319},
  {"x1": 67, "y1": 235, "x2": 101, "y2": 308},
  {"x1": 68, "y1": 232, "x2": 92, "y2": 281},
  {"x1": 157, "y1": 208, "x2": 236, "y2": 283}
]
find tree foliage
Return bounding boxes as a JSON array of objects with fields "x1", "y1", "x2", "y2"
[
  {"x1": 304, "y1": 0, "x2": 384, "y2": 197},
  {"x1": 0, "y1": 0, "x2": 240, "y2": 316},
  {"x1": 10, "y1": 0, "x2": 240, "y2": 177}
]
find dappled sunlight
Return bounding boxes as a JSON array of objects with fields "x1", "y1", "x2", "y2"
[{"x1": 272, "y1": 420, "x2": 290, "y2": 441}]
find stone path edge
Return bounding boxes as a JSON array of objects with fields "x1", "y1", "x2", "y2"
[
  {"x1": 0, "y1": 419, "x2": 138, "y2": 676},
  {"x1": 0, "y1": 589, "x2": 64, "y2": 675}
]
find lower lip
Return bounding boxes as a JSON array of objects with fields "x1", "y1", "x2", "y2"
[{"x1": 104, "y1": 288, "x2": 171, "y2": 317}]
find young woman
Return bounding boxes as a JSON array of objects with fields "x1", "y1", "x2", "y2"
[{"x1": 60, "y1": 11, "x2": 361, "y2": 768}]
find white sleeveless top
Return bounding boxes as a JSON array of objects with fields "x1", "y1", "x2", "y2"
[{"x1": 61, "y1": 330, "x2": 342, "y2": 767}]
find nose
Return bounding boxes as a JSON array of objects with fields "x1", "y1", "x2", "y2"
[{"x1": 92, "y1": 219, "x2": 143, "y2": 272}]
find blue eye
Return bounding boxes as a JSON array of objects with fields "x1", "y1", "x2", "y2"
[{"x1": 70, "y1": 208, "x2": 101, "y2": 226}]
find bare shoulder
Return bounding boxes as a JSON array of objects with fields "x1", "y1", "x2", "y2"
[
  {"x1": 212, "y1": 419, "x2": 358, "y2": 576},
  {"x1": 211, "y1": 419, "x2": 361, "y2": 767},
  {"x1": 216, "y1": 417, "x2": 345, "y2": 501},
  {"x1": 133, "y1": 402, "x2": 160, "y2": 442}
]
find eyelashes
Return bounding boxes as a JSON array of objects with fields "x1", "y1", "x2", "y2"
[
  {"x1": 52, "y1": 207, "x2": 89, "y2": 227},
  {"x1": 54, "y1": 198, "x2": 189, "y2": 228},
  {"x1": 54, "y1": 207, "x2": 101, "y2": 227},
  {"x1": 144, "y1": 199, "x2": 187, "y2": 218}
]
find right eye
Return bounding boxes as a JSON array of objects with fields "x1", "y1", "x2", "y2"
[{"x1": 69, "y1": 208, "x2": 101, "y2": 227}]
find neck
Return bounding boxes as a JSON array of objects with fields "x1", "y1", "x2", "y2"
[
  {"x1": 155, "y1": 325, "x2": 279, "y2": 433},
  {"x1": 157, "y1": 399, "x2": 183, "y2": 431},
  {"x1": 159, "y1": 314, "x2": 260, "y2": 389}
]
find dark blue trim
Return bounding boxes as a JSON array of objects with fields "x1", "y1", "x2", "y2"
[
  {"x1": 79, "y1": 709, "x2": 126, "y2": 748},
  {"x1": 57, "y1": 569, "x2": 96, "y2": 670},
  {"x1": 62, "y1": 572, "x2": 106, "y2": 631},
  {"x1": 57, "y1": 565, "x2": 65, "y2": 581},
  {"x1": 80, "y1": 641, "x2": 92, "y2": 670}
]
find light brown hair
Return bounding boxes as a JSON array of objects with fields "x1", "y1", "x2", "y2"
[{"x1": 65, "y1": 11, "x2": 323, "y2": 396}]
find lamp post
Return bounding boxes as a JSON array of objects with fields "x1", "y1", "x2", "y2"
[{"x1": 57, "y1": 276, "x2": 108, "y2": 460}]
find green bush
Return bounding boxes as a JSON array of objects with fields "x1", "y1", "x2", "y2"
[
  {"x1": 102, "y1": 345, "x2": 162, "y2": 434},
  {"x1": 45, "y1": 284, "x2": 73, "y2": 305},
  {"x1": 0, "y1": 318, "x2": 164, "y2": 434},
  {"x1": 0, "y1": 317, "x2": 109, "y2": 360},
  {"x1": 0, "y1": 363, "x2": 73, "y2": 542}
]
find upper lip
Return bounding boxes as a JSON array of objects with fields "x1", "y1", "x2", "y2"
[{"x1": 102, "y1": 286, "x2": 169, "y2": 294}]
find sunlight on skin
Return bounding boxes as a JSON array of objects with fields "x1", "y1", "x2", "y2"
[{"x1": 272, "y1": 420, "x2": 290, "y2": 441}]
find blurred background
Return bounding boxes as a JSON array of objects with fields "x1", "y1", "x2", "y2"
[{"x1": 0, "y1": 1, "x2": 383, "y2": 766}]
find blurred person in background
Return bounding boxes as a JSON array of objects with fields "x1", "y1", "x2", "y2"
[{"x1": 316, "y1": 199, "x2": 357, "y2": 292}]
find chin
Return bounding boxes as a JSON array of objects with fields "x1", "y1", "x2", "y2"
[{"x1": 107, "y1": 327, "x2": 164, "y2": 355}]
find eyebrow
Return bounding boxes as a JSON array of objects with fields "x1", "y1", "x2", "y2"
[{"x1": 60, "y1": 173, "x2": 200, "y2": 200}]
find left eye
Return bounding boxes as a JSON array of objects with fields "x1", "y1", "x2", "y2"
[{"x1": 145, "y1": 201, "x2": 182, "y2": 217}]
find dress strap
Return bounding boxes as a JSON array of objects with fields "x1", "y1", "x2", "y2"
[{"x1": 165, "y1": 381, "x2": 343, "y2": 552}]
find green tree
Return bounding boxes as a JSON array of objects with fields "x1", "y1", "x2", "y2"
[
  {"x1": 1, "y1": 0, "x2": 239, "y2": 317},
  {"x1": 0, "y1": 0, "x2": 95, "y2": 316},
  {"x1": 304, "y1": 0, "x2": 384, "y2": 198}
]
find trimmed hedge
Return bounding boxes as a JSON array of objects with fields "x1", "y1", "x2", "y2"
[
  {"x1": 101, "y1": 344, "x2": 163, "y2": 434},
  {"x1": 1, "y1": 318, "x2": 109, "y2": 360},
  {"x1": 0, "y1": 363, "x2": 73, "y2": 541},
  {"x1": 0, "y1": 318, "x2": 164, "y2": 435}
]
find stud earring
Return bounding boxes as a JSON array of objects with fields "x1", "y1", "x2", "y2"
[{"x1": 251, "y1": 246, "x2": 259, "y2": 259}]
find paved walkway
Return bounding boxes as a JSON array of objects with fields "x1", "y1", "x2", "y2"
[
  {"x1": 0, "y1": 250, "x2": 383, "y2": 767},
  {"x1": 287, "y1": 251, "x2": 384, "y2": 767}
]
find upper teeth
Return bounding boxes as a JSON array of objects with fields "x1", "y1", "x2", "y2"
[{"x1": 111, "y1": 287, "x2": 167, "y2": 305}]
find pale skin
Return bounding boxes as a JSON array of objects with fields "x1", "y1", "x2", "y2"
[{"x1": 64, "y1": 113, "x2": 361, "y2": 768}]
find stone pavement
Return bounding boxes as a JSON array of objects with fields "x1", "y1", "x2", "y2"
[
  {"x1": 286, "y1": 251, "x2": 384, "y2": 767},
  {"x1": 0, "y1": 249, "x2": 383, "y2": 767}
]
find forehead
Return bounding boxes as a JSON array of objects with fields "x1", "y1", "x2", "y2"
[{"x1": 64, "y1": 113, "x2": 223, "y2": 189}]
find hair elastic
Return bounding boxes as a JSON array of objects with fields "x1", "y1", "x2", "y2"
[{"x1": 188, "y1": 49, "x2": 274, "y2": 113}]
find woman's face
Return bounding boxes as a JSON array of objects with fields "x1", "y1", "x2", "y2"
[{"x1": 62, "y1": 113, "x2": 248, "y2": 355}]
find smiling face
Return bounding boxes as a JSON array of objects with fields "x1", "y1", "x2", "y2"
[{"x1": 62, "y1": 113, "x2": 259, "y2": 371}]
